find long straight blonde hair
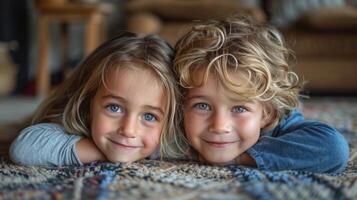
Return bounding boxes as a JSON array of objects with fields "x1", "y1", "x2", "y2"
[{"x1": 32, "y1": 32, "x2": 181, "y2": 158}]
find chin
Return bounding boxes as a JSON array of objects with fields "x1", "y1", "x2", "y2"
[
  {"x1": 203, "y1": 156, "x2": 236, "y2": 166},
  {"x1": 107, "y1": 156, "x2": 134, "y2": 163}
]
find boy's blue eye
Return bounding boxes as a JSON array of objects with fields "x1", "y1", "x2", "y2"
[
  {"x1": 232, "y1": 106, "x2": 247, "y2": 113},
  {"x1": 193, "y1": 103, "x2": 210, "y2": 110},
  {"x1": 106, "y1": 104, "x2": 123, "y2": 113},
  {"x1": 143, "y1": 113, "x2": 157, "y2": 122}
]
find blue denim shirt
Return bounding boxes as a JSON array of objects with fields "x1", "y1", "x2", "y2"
[{"x1": 247, "y1": 109, "x2": 349, "y2": 174}]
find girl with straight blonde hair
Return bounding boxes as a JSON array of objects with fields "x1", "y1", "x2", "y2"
[{"x1": 10, "y1": 32, "x2": 181, "y2": 166}]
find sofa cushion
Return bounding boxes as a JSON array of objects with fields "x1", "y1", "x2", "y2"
[
  {"x1": 283, "y1": 28, "x2": 357, "y2": 57},
  {"x1": 126, "y1": 12, "x2": 163, "y2": 34},
  {"x1": 267, "y1": 0, "x2": 345, "y2": 27},
  {"x1": 125, "y1": 0, "x2": 265, "y2": 22},
  {"x1": 298, "y1": 5, "x2": 357, "y2": 30}
]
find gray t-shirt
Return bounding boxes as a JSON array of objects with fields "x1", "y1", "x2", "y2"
[{"x1": 9, "y1": 123, "x2": 83, "y2": 166}]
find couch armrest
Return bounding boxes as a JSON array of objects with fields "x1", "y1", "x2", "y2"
[
  {"x1": 298, "y1": 5, "x2": 357, "y2": 30},
  {"x1": 125, "y1": 0, "x2": 266, "y2": 22}
]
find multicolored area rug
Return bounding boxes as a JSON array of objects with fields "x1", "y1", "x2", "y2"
[
  {"x1": 1, "y1": 97, "x2": 357, "y2": 200},
  {"x1": 301, "y1": 97, "x2": 357, "y2": 132}
]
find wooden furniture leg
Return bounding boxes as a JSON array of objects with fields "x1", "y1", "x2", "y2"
[
  {"x1": 37, "y1": 16, "x2": 50, "y2": 97},
  {"x1": 85, "y1": 13, "x2": 105, "y2": 55}
]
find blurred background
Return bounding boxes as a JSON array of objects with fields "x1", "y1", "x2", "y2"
[{"x1": 0, "y1": 0, "x2": 357, "y2": 126}]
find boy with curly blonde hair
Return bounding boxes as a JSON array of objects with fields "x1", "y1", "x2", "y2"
[{"x1": 172, "y1": 15, "x2": 349, "y2": 173}]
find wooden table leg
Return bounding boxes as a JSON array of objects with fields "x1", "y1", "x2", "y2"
[
  {"x1": 60, "y1": 22, "x2": 70, "y2": 78},
  {"x1": 35, "y1": 4, "x2": 110, "y2": 97},
  {"x1": 85, "y1": 13, "x2": 105, "y2": 55},
  {"x1": 37, "y1": 16, "x2": 50, "y2": 97}
]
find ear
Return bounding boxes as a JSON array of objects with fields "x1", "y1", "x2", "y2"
[
  {"x1": 260, "y1": 107, "x2": 274, "y2": 129},
  {"x1": 260, "y1": 113, "x2": 273, "y2": 129}
]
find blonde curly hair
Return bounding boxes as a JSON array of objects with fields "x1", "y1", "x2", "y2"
[{"x1": 172, "y1": 15, "x2": 304, "y2": 156}]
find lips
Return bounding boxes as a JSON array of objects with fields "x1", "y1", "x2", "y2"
[
  {"x1": 107, "y1": 138, "x2": 141, "y2": 149},
  {"x1": 203, "y1": 139, "x2": 237, "y2": 148}
]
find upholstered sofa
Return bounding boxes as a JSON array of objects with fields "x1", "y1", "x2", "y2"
[
  {"x1": 124, "y1": 0, "x2": 357, "y2": 94},
  {"x1": 279, "y1": 5, "x2": 357, "y2": 94},
  {"x1": 125, "y1": 0, "x2": 266, "y2": 44}
]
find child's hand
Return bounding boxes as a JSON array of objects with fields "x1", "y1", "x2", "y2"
[{"x1": 76, "y1": 138, "x2": 107, "y2": 164}]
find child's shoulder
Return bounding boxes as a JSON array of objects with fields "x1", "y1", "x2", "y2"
[
  {"x1": 276, "y1": 108, "x2": 338, "y2": 134},
  {"x1": 22, "y1": 123, "x2": 66, "y2": 133},
  {"x1": 280, "y1": 108, "x2": 304, "y2": 126},
  {"x1": 14, "y1": 123, "x2": 73, "y2": 146}
]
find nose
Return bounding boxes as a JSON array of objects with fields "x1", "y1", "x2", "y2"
[
  {"x1": 208, "y1": 110, "x2": 231, "y2": 134},
  {"x1": 118, "y1": 115, "x2": 137, "y2": 138}
]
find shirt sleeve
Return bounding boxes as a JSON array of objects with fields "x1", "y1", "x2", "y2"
[
  {"x1": 247, "y1": 109, "x2": 349, "y2": 174},
  {"x1": 9, "y1": 123, "x2": 83, "y2": 166}
]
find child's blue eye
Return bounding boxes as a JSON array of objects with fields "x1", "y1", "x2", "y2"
[
  {"x1": 143, "y1": 113, "x2": 157, "y2": 122},
  {"x1": 232, "y1": 106, "x2": 247, "y2": 113},
  {"x1": 193, "y1": 103, "x2": 210, "y2": 110},
  {"x1": 106, "y1": 104, "x2": 123, "y2": 113}
]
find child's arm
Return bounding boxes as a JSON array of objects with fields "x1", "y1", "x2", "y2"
[
  {"x1": 237, "y1": 109, "x2": 349, "y2": 173},
  {"x1": 9, "y1": 123, "x2": 104, "y2": 166},
  {"x1": 76, "y1": 137, "x2": 106, "y2": 164}
]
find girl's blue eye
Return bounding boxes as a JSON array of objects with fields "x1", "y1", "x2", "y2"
[
  {"x1": 106, "y1": 104, "x2": 123, "y2": 113},
  {"x1": 232, "y1": 106, "x2": 247, "y2": 113},
  {"x1": 143, "y1": 113, "x2": 157, "y2": 122},
  {"x1": 193, "y1": 103, "x2": 210, "y2": 110}
]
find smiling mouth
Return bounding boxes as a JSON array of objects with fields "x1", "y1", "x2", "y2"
[
  {"x1": 203, "y1": 140, "x2": 237, "y2": 148},
  {"x1": 108, "y1": 138, "x2": 141, "y2": 149}
]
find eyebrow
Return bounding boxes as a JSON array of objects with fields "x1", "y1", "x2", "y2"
[
  {"x1": 228, "y1": 96, "x2": 252, "y2": 104},
  {"x1": 102, "y1": 94, "x2": 127, "y2": 102},
  {"x1": 144, "y1": 105, "x2": 165, "y2": 116},
  {"x1": 185, "y1": 94, "x2": 254, "y2": 105},
  {"x1": 102, "y1": 94, "x2": 165, "y2": 116},
  {"x1": 185, "y1": 95, "x2": 207, "y2": 101}
]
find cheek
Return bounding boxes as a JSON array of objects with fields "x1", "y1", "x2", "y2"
[
  {"x1": 91, "y1": 111, "x2": 115, "y2": 141},
  {"x1": 90, "y1": 101, "x2": 103, "y2": 132},
  {"x1": 184, "y1": 111, "x2": 197, "y2": 135},
  {"x1": 234, "y1": 117, "x2": 261, "y2": 139},
  {"x1": 90, "y1": 115, "x2": 105, "y2": 147},
  {"x1": 142, "y1": 129, "x2": 161, "y2": 150},
  {"x1": 184, "y1": 111, "x2": 206, "y2": 143},
  {"x1": 91, "y1": 113, "x2": 104, "y2": 134}
]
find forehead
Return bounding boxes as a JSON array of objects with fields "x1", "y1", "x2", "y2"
[
  {"x1": 98, "y1": 66, "x2": 166, "y2": 106},
  {"x1": 106, "y1": 62, "x2": 158, "y2": 82},
  {"x1": 106, "y1": 65, "x2": 162, "y2": 89},
  {"x1": 187, "y1": 70, "x2": 248, "y2": 100},
  {"x1": 189, "y1": 68, "x2": 250, "y2": 95}
]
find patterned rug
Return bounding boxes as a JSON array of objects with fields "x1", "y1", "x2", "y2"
[
  {"x1": 301, "y1": 97, "x2": 357, "y2": 132},
  {"x1": 0, "y1": 97, "x2": 357, "y2": 200}
]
